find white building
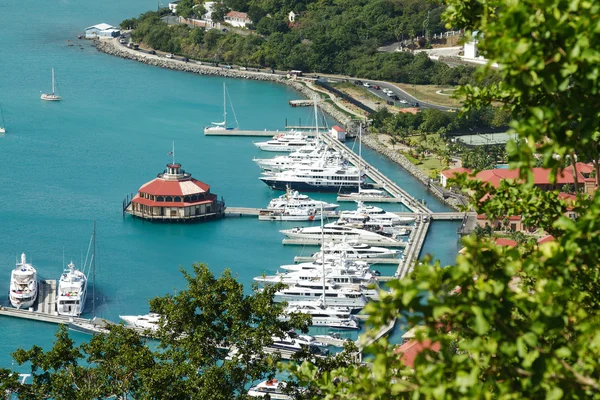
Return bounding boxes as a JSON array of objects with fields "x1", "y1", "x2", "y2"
[
  {"x1": 85, "y1": 23, "x2": 120, "y2": 39},
  {"x1": 224, "y1": 11, "x2": 251, "y2": 28},
  {"x1": 169, "y1": 0, "x2": 180, "y2": 13},
  {"x1": 203, "y1": 2, "x2": 216, "y2": 22},
  {"x1": 463, "y1": 30, "x2": 481, "y2": 59},
  {"x1": 330, "y1": 125, "x2": 346, "y2": 142},
  {"x1": 288, "y1": 11, "x2": 301, "y2": 23}
]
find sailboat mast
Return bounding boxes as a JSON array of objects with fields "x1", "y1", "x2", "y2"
[
  {"x1": 92, "y1": 220, "x2": 96, "y2": 319},
  {"x1": 51, "y1": 68, "x2": 55, "y2": 95},
  {"x1": 313, "y1": 96, "x2": 319, "y2": 142},
  {"x1": 321, "y1": 203, "x2": 326, "y2": 306},
  {"x1": 0, "y1": 103, "x2": 5, "y2": 127},
  {"x1": 223, "y1": 82, "x2": 227, "y2": 128},
  {"x1": 358, "y1": 123, "x2": 362, "y2": 193}
]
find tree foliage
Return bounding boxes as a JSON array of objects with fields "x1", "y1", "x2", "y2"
[{"x1": 289, "y1": 0, "x2": 600, "y2": 398}]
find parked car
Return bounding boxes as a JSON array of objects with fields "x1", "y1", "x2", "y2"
[
  {"x1": 165, "y1": 53, "x2": 174, "y2": 59},
  {"x1": 386, "y1": 100, "x2": 394, "y2": 105},
  {"x1": 414, "y1": 102, "x2": 420, "y2": 107},
  {"x1": 372, "y1": 85, "x2": 381, "y2": 90},
  {"x1": 386, "y1": 92, "x2": 394, "y2": 97},
  {"x1": 399, "y1": 99, "x2": 408, "y2": 104},
  {"x1": 363, "y1": 82, "x2": 371, "y2": 88},
  {"x1": 355, "y1": 80, "x2": 363, "y2": 85},
  {"x1": 183, "y1": 57, "x2": 189, "y2": 62},
  {"x1": 392, "y1": 95, "x2": 400, "y2": 100},
  {"x1": 239, "y1": 66, "x2": 247, "y2": 70},
  {"x1": 133, "y1": 44, "x2": 139, "y2": 50},
  {"x1": 149, "y1": 50, "x2": 156, "y2": 55},
  {"x1": 223, "y1": 65, "x2": 232, "y2": 69},
  {"x1": 119, "y1": 38, "x2": 127, "y2": 44},
  {"x1": 196, "y1": 61, "x2": 203, "y2": 65}
]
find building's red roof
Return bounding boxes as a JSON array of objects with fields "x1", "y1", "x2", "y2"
[
  {"x1": 226, "y1": 10, "x2": 250, "y2": 20},
  {"x1": 139, "y1": 177, "x2": 210, "y2": 196},
  {"x1": 332, "y1": 125, "x2": 345, "y2": 132},
  {"x1": 398, "y1": 108, "x2": 419, "y2": 114},
  {"x1": 477, "y1": 214, "x2": 521, "y2": 221},
  {"x1": 441, "y1": 167, "x2": 471, "y2": 178},
  {"x1": 132, "y1": 193, "x2": 216, "y2": 207},
  {"x1": 395, "y1": 339, "x2": 441, "y2": 368},
  {"x1": 574, "y1": 162, "x2": 594, "y2": 174},
  {"x1": 537, "y1": 235, "x2": 554, "y2": 244},
  {"x1": 495, "y1": 238, "x2": 518, "y2": 247},
  {"x1": 475, "y1": 168, "x2": 585, "y2": 188}
]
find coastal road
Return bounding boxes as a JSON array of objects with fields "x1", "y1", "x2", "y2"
[{"x1": 117, "y1": 36, "x2": 454, "y2": 111}]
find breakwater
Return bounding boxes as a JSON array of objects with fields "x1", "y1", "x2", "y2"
[{"x1": 94, "y1": 39, "x2": 352, "y2": 126}]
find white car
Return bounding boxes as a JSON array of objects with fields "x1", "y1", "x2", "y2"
[
  {"x1": 386, "y1": 91, "x2": 394, "y2": 97},
  {"x1": 165, "y1": 53, "x2": 174, "y2": 59},
  {"x1": 363, "y1": 82, "x2": 371, "y2": 88},
  {"x1": 399, "y1": 99, "x2": 408, "y2": 104},
  {"x1": 382, "y1": 88, "x2": 391, "y2": 94}
]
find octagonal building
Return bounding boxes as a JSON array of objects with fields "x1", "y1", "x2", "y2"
[{"x1": 125, "y1": 163, "x2": 224, "y2": 222}]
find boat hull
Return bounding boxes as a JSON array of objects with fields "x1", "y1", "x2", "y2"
[
  {"x1": 40, "y1": 94, "x2": 61, "y2": 101},
  {"x1": 260, "y1": 178, "x2": 361, "y2": 193}
]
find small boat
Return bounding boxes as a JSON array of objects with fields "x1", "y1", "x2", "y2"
[
  {"x1": 68, "y1": 317, "x2": 113, "y2": 335},
  {"x1": 248, "y1": 379, "x2": 292, "y2": 399},
  {"x1": 41, "y1": 68, "x2": 61, "y2": 101},
  {"x1": 56, "y1": 261, "x2": 88, "y2": 317},
  {"x1": 120, "y1": 313, "x2": 162, "y2": 333},
  {"x1": 0, "y1": 103, "x2": 6, "y2": 133},
  {"x1": 204, "y1": 82, "x2": 238, "y2": 132},
  {"x1": 9, "y1": 253, "x2": 38, "y2": 309}
]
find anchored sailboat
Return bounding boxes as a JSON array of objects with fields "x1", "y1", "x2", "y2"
[
  {"x1": 41, "y1": 68, "x2": 61, "y2": 101},
  {"x1": 0, "y1": 103, "x2": 6, "y2": 133},
  {"x1": 204, "y1": 82, "x2": 239, "y2": 133}
]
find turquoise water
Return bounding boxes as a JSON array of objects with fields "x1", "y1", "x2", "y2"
[{"x1": 0, "y1": 0, "x2": 460, "y2": 370}]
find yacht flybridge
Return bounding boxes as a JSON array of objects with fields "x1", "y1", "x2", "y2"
[
  {"x1": 56, "y1": 261, "x2": 88, "y2": 317},
  {"x1": 9, "y1": 253, "x2": 38, "y2": 309}
]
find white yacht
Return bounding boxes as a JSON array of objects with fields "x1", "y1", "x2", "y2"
[
  {"x1": 56, "y1": 261, "x2": 87, "y2": 317},
  {"x1": 313, "y1": 241, "x2": 401, "y2": 259},
  {"x1": 120, "y1": 313, "x2": 162, "y2": 333},
  {"x1": 338, "y1": 188, "x2": 389, "y2": 199},
  {"x1": 280, "y1": 300, "x2": 360, "y2": 330},
  {"x1": 267, "y1": 188, "x2": 339, "y2": 211},
  {"x1": 260, "y1": 163, "x2": 364, "y2": 192},
  {"x1": 255, "y1": 265, "x2": 377, "y2": 287},
  {"x1": 270, "y1": 333, "x2": 328, "y2": 355},
  {"x1": 280, "y1": 222, "x2": 399, "y2": 244},
  {"x1": 253, "y1": 146, "x2": 339, "y2": 171},
  {"x1": 9, "y1": 253, "x2": 38, "y2": 309},
  {"x1": 274, "y1": 281, "x2": 368, "y2": 308},
  {"x1": 339, "y1": 202, "x2": 415, "y2": 226},
  {"x1": 254, "y1": 132, "x2": 316, "y2": 152},
  {"x1": 248, "y1": 379, "x2": 291, "y2": 399},
  {"x1": 40, "y1": 68, "x2": 61, "y2": 101},
  {"x1": 259, "y1": 207, "x2": 319, "y2": 222},
  {"x1": 204, "y1": 82, "x2": 239, "y2": 132}
]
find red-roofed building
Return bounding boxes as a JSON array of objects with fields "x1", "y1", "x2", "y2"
[
  {"x1": 440, "y1": 167, "x2": 472, "y2": 188},
  {"x1": 473, "y1": 167, "x2": 595, "y2": 194},
  {"x1": 537, "y1": 235, "x2": 554, "y2": 244},
  {"x1": 125, "y1": 163, "x2": 224, "y2": 222},
  {"x1": 395, "y1": 339, "x2": 441, "y2": 368},
  {"x1": 494, "y1": 237, "x2": 517, "y2": 247},
  {"x1": 225, "y1": 10, "x2": 251, "y2": 27},
  {"x1": 329, "y1": 125, "x2": 346, "y2": 142}
]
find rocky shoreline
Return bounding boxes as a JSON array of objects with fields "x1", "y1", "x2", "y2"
[{"x1": 95, "y1": 38, "x2": 460, "y2": 210}]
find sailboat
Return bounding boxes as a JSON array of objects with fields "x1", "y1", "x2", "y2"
[
  {"x1": 0, "y1": 103, "x2": 5, "y2": 133},
  {"x1": 41, "y1": 68, "x2": 61, "y2": 101},
  {"x1": 204, "y1": 82, "x2": 239, "y2": 133}
]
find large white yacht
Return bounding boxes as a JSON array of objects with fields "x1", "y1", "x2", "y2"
[
  {"x1": 254, "y1": 146, "x2": 339, "y2": 172},
  {"x1": 267, "y1": 188, "x2": 339, "y2": 211},
  {"x1": 274, "y1": 281, "x2": 368, "y2": 308},
  {"x1": 248, "y1": 379, "x2": 292, "y2": 399},
  {"x1": 270, "y1": 333, "x2": 328, "y2": 355},
  {"x1": 9, "y1": 253, "x2": 38, "y2": 309},
  {"x1": 280, "y1": 222, "x2": 400, "y2": 244},
  {"x1": 260, "y1": 164, "x2": 364, "y2": 192},
  {"x1": 314, "y1": 241, "x2": 401, "y2": 259},
  {"x1": 255, "y1": 263, "x2": 377, "y2": 287},
  {"x1": 120, "y1": 313, "x2": 162, "y2": 333},
  {"x1": 56, "y1": 261, "x2": 87, "y2": 317},
  {"x1": 339, "y1": 202, "x2": 415, "y2": 226},
  {"x1": 254, "y1": 132, "x2": 316, "y2": 152},
  {"x1": 338, "y1": 188, "x2": 389, "y2": 199},
  {"x1": 280, "y1": 300, "x2": 360, "y2": 330}
]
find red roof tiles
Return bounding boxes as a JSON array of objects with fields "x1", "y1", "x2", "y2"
[
  {"x1": 332, "y1": 125, "x2": 345, "y2": 132},
  {"x1": 226, "y1": 11, "x2": 250, "y2": 20},
  {"x1": 495, "y1": 238, "x2": 518, "y2": 247},
  {"x1": 441, "y1": 167, "x2": 472, "y2": 179},
  {"x1": 139, "y1": 178, "x2": 210, "y2": 196},
  {"x1": 395, "y1": 339, "x2": 441, "y2": 368}
]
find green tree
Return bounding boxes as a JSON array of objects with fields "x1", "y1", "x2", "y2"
[
  {"x1": 290, "y1": 0, "x2": 600, "y2": 398},
  {"x1": 3, "y1": 264, "x2": 310, "y2": 399}
]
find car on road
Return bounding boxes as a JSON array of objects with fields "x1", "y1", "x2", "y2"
[
  {"x1": 392, "y1": 95, "x2": 400, "y2": 100},
  {"x1": 182, "y1": 57, "x2": 189, "y2": 62},
  {"x1": 386, "y1": 91, "x2": 394, "y2": 97},
  {"x1": 119, "y1": 38, "x2": 127, "y2": 44},
  {"x1": 413, "y1": 102, "x2": 420, "y2": 107},
  {"x1": 355, "y1": 80, "x2": 363, "y2": 85},
  {"x1": 149, "y1": 50, "x2": 156, "y2": 55},
  {"x1": 399, "y1": 99, "x2": 408, "y2": 104},
  {"x1": 165, "y1": 53, "x2": 174, "y2": 59},
  {"x1": 196, "y1": 61, "x2": 203, "y2": 65},
  {"x1": 382, "y1": 88, "x2": 391, "y2": 94},
  {"x1": 363, "y1": 82, "x2": 371, "y2": 88},
  {"x1": 372, "y1": 85, "x2": 381, "y2": 90},
  {"x1": 223, "y1": 65, "x2": 232, "y2": 69}
]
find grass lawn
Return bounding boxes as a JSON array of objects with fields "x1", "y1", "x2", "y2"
[{"x1": 394, "y1": 84, "x2": 464, "y2": 108}]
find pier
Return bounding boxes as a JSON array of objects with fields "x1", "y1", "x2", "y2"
[{"x1": 289, "y1": 100, "x2": 315, "y2": 107}]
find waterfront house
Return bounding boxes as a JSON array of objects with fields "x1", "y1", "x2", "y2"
[
  {"x1": 125, "y1": 162, "x2": 224, "y2": 222},
  {"x1": 224, "y1": 11, "x2": 251, "y2": 28},
  {"x1": 329, "y1": 126, "x2": 346, "y2": 142},
  {"x1": 85, "y1": 23, "x2": 120, "y2": 39}
]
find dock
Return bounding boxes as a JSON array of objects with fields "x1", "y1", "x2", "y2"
[
  {"x1": 225, "y1": 207, "x2": 261, "y2": 217},
  {"x1": 289, "y1": 100, "x2": 315, "y2": 107},
  {"x1": 282, "y1": 238, "x2": 407, "y2": 247}
]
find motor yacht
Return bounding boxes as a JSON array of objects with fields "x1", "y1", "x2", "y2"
[
  {"x1": 280, "y1": 300, "x2": 360, "y2": 330},
  {"x1": 339, "y1": 202, "x2": 415, "y2": 226},
  {"x1": 267, "y1": 188, "x2": 338, "y2": 211},
  {"x1": 9, "y1": 253, "x2": 38, "y2": 309},
  {"x1": 248, "y1": 379, "x2": 292, "y2": 399},
  {"x1": 280, "y1": 222, "x2": 399, "y2": 244},
  {"x1": 274, "y1": 280, "x2": 369, "y2": 308},
  {"x1": 270, "y1": 333, "x2": 328, "y2": 355},
  {"x1": 313, "y1": 240, "x2": 401, "y2": 259},
  {"x1": 338, "y1": 188, "x2": 389, "y2": 198},
  {"x1": 254, "y1": 132, "x2": 316, "y2": 152},
  {"x1": 120, "y1": 313, "x2": 162, "y2": 333},
  {"x1": 260, "y1": 164, "x2": 364, "y2": 192},
  {"x1": 56, "y1": 261, "x2": 88, "y2": 317}
]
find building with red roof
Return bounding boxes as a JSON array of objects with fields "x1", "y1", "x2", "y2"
[
  {"x1": 395, "y1": 338, "x2": 441, "y2": 368},
  {"x1": 224, "y1": 10, "x2": 251, "y2": 27},
  {"x1": 329, "y1": 125, "x2": 346, "y2": 142},
  {"x1": 440, "y1": 167, "x2": 472, "y2": 187},
  {"x1": 125, "y1": 162, "x2": 224, "y2": 222}
]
